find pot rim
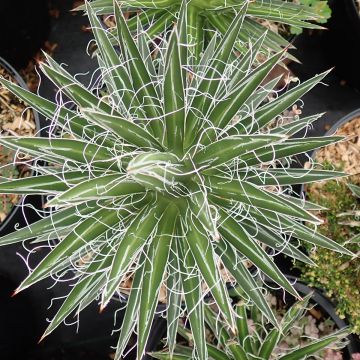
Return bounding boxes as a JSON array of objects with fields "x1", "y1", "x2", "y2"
[{"x1": 0, "y1": 56, "x2": 41, "y2": 233}]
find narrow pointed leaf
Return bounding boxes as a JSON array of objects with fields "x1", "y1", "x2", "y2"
[
  {"x1": 47, "y1": 176, "x2": 144, "y2": 205},
  {"x1": 206, "y1": 177, "x2": 320, "y2": 223},
  {"x1": 217, "y1": 209, "x2": 300, "y2": 298},
  {"x1": 82, "y1": 109, "x2": 163, "y2": 150},
  {"x1": 0, "y1": 171, "x2": 97, "y2": 194},
  {"x1": 101, "y1": 202, "x2": 165, "y2": 307},
  {"x1": 137, "y1": 203, "x2": 177, "y2": 359},
  {"x1": 0, "y1": 137, "x2": 118, "y2": 170},
  {"x1": 178, "y1": 239, "x2": 207, "y2": 360},
  {"x1": 18, "y1": 207, "x2": 120, "y2": 291},
  {"x1": 186, "y1": 215, "x2": 235, "y2": 330},
  {"x1": 194, "y1": 135, "x2": 284, "y2": 168}
]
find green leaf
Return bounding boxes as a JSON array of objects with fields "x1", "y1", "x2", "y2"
[
  {"x1": 41, "y1": 243, "x2": 114, "y2": 339},
  {"x1": 233, "y1": 70, "x2": 331, "y2": 134},
  {"x1": 0, "y1": 77, "x2": 114, "y2": 147},
  {"x1": 101, "y1": 202, "x2": 166, "y2": 307},
  {"x1": 203, "y1": 305, "x2": 230, "y2": 347},
  {"x1": 163, "y1": 28, "x2": 185, "y2": 156},
  {"x1": 217, "y1": 208, "x2": 300, "y2": 299},
  {"x1": 258, "y1": 328, "x2": 280, "y2": 359},
  {"x1": 226, "y1": 340, "x2": 249, "y2": 360},
  {"x1": 215, "y1": 239, "x2": 278, "y2": 326},
  {"x1": 86, "y1": 2, "x2": 135, "y2": 110},
  {"x1": 137, "y1": 203, "x2": 178, "y2": 359},
  {"x1": 206, "y1": 177, "x2": 320, "y2": 223},
  {"x1": 269, "y1": 113, "x2": 325, "y2": 136},
  {"x1": 0, "y1": 171, "x2": 97, "y2": 194},
  {"x1": 241, "y1": 168, "x2": 346, "y2": 186},
  {"x1": 114, "y1": 2, "x2": 163, "y2": 140},
  {"x1": 194, "y1": 135, "x2": 284, "y2": 168},
  {"x1": 278, "y1": 329, "x2": 348, "y2": 360},
  {"x1": 0, "y1": 137, "x2": 118, "y2": 170},
  {"x1": 184, "y1": 6, "x2": 247, "y2": 149},
  {"x1": 240, "y1": 219, "x2": 315, "y2": 266},
  {"x1": 0, "y1": 201, "x2": 99, "y2": 246},
  {"x1": 241, "y1": 137, "x2": 344, "y2": 167},
  {"x1": 114, "y1": 253, "x2": 146, "y2": 360},
  {"x1": 47, "y1": 176, "x2": 145, "y2": 205},
  {"x1": 248, "y1": 208, "x2": 354, "y2": 256},
  {"x1": 178, "y1": 238, "x2": 207, "y2": 360},
  {"x1": 41, "y1": 55, "x2": 115, "y2": 115},
  {"x1": 186, "y1": 215, "x2": 235, "y2": 330},
  {"x1": 167, "y1": 240, "x2": 183, "y2": 357},
  {"x1": 348, "y1": 183, "x2": 360, "y2": 198},
  {"x1": 81, "y1": 109, "x2": 163, "y2": 150},
  {"x1": 17, "y1": 207, "x2": 120, "y2": 292}
]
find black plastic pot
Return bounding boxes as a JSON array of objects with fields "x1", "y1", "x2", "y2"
[
  {"x1": 0, "y1": 57, "x2": 43, "y2": 238},
  {"x1": 345, "y1": 0, "x2": 360, "y2": 33},
  {"x1": 0, "y1": 1, "x2": 50, "y2": 69},
  {"x1": 267, "y1": 275, "x2": 360, "y2": 357}
]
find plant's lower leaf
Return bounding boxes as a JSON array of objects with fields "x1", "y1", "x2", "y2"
[
  {"x1": 178, "y1": 238, "x2": 207, "y2": 360},
  {"x1": 137, "y1": 203, "x2": 177, "y2": 359}
]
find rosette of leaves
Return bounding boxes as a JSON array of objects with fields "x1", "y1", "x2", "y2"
[
  {"x1": 77, "y1": 0, "x2": 329, "y2": 60},
  {"x1": 0, "y1": 2, "x2": 352, "y2": 360},
  {"x1": 151, "y1": 294, "x2": 349, "y2": 360}
]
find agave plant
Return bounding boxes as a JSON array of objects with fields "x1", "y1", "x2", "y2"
[
  {"x1": 0, "y1": 2, "x2": 352, "y2": 360},
  {"x1": 77, "y1": 0, "x2": 329, "y2": 60},
  {"x1": 151, "y1": 293, "x2": 349, "y2": 360}
]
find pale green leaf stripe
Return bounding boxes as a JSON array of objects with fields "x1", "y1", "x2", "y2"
[
  {"x1": 0, "y1": 137, "x2": 118, "y2": 170},
  {"x1": 218, "y1": 209, "x2": 300, "y2": 298},
  {"x1": 249, "y1": 208, "x2": 353, "y2": 256},
  {"x1": 137, "y1": 204, "x2": 177, "y2": 359},
  {"x1": 186, "y1": 215, "x2": 235, "y2": 330},
  {"x1": 0, "y1": 201, "x2": 98, "y2": 245},
  {"x1": 194, "y1": 135, "x2": 284, "y2": 168},
  {"x1": 242, "y1": 168, "x2": 346, "y2": 186},
  {"x1": 81, "y1": 109, "x2": 162, "y2": 150},
  {"x1": 0, "y1": 171, "x2": 105, "y2": 194},
  {"x1": 47, "y1": 176, "x2": 145, "y2": 205},
  {"x1": 206, "y1": 177, "x2": 320, "y2": 223},
  {"x1": 178, "y1": 239, "x2": 207, "y2": 360},
  {"x1": 101, "y1": 202, "x2": 165, "y2": 307},
  {"x1": 114, "y1": 254, "x2": 146, "y2": 360}
]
